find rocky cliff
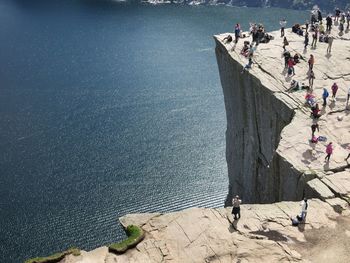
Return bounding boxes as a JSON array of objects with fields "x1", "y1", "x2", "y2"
[
  {"x1": 58, "y1": 26, "x2": 350, "y2": 263},
  {"x1": 215, "y1": 26, "x2": 350, "y2": 205}
]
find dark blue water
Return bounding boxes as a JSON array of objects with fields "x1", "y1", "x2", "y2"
[{"x1": 0, "y1": 1, "x2": 308, "y2": 262}]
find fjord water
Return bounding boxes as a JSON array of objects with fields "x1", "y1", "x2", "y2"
[{"x1": 0, "y1": 0, "x2": 308, "y2": 261}]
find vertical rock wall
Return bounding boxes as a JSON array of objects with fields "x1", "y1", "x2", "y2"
[{"x1": 215, "y1": 39, "x2": 302, "y2": 205}]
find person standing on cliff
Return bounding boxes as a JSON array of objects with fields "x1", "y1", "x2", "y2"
[
  {"x1": 326, "y1": 15, "x2": 332, "y2": 32},
  {"x1": 300, "y1": 198, "x2": 308, "y2": 221},
  {"x1": 234, "y1": 24, "x2": 241, "y2": 44},
  {"x1": 322, "y1": 88, "x2": 329, "y2": 106},
  {"x1": 280, "y1": 18, "x2": 287, "y2": 37},
  {"x1": 308, "y1": 69, "x2": 315, "y2": 90},
  {"x1": 282, "y1": 36, "x2": 289, "y2": 50},
  {"x1": 311, "y1": 28, "x2": 318, "y2": 48},
  {"x1": 327, "y1": 35, "x2": 334, "y2": 54},
  {"x1": 304, "y1": 32, "x2": 309, "y2": 49},
  {"x1": 331, "y1": 82, "x2": 338, "y2": 101},
  {"x1": 308, "y1": 54, "x2": 314, "y2": 71},
  {"x1": 232, "y1": 195, "x2": 242, "y2": 220},
  {"x1": 311, "y1": 123, "x2": 319, "y2": 137},
  {"x1": 325, "y1": 142, "x2": 333, "y2": 162}
]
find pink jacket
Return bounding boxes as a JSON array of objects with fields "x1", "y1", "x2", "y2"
[{"x1": 326, "y1": 144, "x2": 333, "y2": 154}]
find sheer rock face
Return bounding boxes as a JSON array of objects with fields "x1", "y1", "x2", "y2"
[
  {"x1": 215, "y1": 37, "x2": 297, "y2": 204},
  {"x1": 215, "y1": 26, "x2": 350, "y2": 204}
]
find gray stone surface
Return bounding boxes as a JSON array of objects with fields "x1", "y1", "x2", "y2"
[{"x1": 305, "y1": 178, "x2": 334, "y2": 200}]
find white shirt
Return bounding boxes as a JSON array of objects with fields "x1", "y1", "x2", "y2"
[
  {"x1": 280, "y1": 20, "x2": 287, "y2": 27},
  {"x1": 301, "y1": 200, "x2": 308, "y2": 213}
]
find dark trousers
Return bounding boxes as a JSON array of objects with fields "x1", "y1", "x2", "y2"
[
  {"x1": 232, "y1": 207, "x2": 241, "y2": 220},
  {"x1": 281, "y1": 27, "x2": 285, "y2": 37},
  {"x1": 323, "y1": 98, "x2": 327, "y2": 106},
  {"x1": 325, "y1": 153, "x2": 331, "y2": 161}
]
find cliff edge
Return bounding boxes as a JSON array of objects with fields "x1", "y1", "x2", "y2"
[
  {"x1": 58, "y1": 27, "x2": 350, "y2": 262},
  {"x1": 215, "y1": 27, "x2": 350, "y2": 204}
]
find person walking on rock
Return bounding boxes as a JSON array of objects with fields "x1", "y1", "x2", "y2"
[
  {"x1": 287, "y1": 57, "x2": 295, "y2": 76},
  {"x1": 308, "y1": 54, "x2": 315, "y2": 70},
  {"x1": 325, "y1": 142, "x2": 333, "y2": 162},
  {"x1": 232, "y1": 195, "x2": 241, "y2": 220},
  {"x1": 311, "y1": 29, "x2": 318, "y2": 48},
  {"x1": 308, "y1": 69, "x2": 315, "y2": 90},
  {"x1": 311, "y1": 123, "x2": 319, "y2": 137},
  {"x1": 280, "y1": 18, "x2": 287, "y2": 37},
  {"x1": 326, "y1": 15, "x2": 332, "y2": 32},
  {"x1": 304, "y1": 32, "x2": 309, "y2": 49},
  {"x1": 282, "y1": 36, "x2": 289, "y2": 50},
  {"x1": 322, "y1": 88, "x2": 329, "y2": 106},
  {"x1": 331, "y1": 82, "x2": 338, "y2": 101},
  {"x1": 300, "y1": 198, "x2": 308, "y2": 221},
  {"x1": 327, "y1": 35, "x2": 334, "y2": 54}
]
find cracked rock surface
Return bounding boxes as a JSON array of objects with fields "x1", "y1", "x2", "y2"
[{"x1": 63, "y1": 201, "x2": 350, "y2": 263}]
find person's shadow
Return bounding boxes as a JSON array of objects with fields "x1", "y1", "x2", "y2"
[
  {"x1": 325, "y1": 53, "x2": 332, "y2": 59},
  {"x1": 323, "y1": 160, "x2": 330, "y2": 171},
  {"x1": 298, "y1": 221, "x2": 306, "y2": 232},
  {"x1": 229, "y1": 218, "x2": 240, "y2": 232}
]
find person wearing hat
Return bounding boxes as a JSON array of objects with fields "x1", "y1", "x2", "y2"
[{"x1": 232, "y1": 195, "x2": 242, "y2": 220}]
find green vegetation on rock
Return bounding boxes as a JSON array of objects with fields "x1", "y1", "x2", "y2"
[
  {"x1": 25, "y1": 248, "x2": 80, "y2": 263},
  {"x1": 108, "y1": 225, "x2": 145, "y2": 254}
]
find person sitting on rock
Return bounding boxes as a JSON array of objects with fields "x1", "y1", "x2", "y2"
[
  {"x1": 222, "y1": 35, "x2": 233, "y2": 44},
  {"x1": 240, "y1": 41, "x2": 250, "y2": 57},
  {"x1": 232, "y1": 195, "x2": 242, "y2": 220},
  {"x1": 305, "y1": 92, "x2": 315, "y2": 106}
]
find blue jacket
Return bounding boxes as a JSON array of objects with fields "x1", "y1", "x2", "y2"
[{"x1": 323, "y1": 90, "x2": 329, "y2": 98}]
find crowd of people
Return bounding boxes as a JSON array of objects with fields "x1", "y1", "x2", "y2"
[{"x1": 225, "y1": 6, "x2": 350, "y2": 226}]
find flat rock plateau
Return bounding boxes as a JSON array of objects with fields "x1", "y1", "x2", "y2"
[{"x1": 62, "y1": 23, "x2": 350, "y2": 263}]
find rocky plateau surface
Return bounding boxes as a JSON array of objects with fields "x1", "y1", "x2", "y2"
[{"x1": 61, "y1": 25, "x2": 350, "y2": 262}]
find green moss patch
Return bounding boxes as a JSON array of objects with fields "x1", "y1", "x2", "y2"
[
  {"x1": 108, "y1": 225, "x2": 145, "y2": 254},
  {"x1": 25, "y1": 247, "x2": 80, "y2": 263}
]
